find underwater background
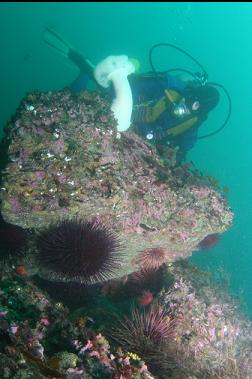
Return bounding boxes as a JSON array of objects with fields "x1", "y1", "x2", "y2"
[{"x1": 0, "y1": 1, "x2": 251, "y2": 319}]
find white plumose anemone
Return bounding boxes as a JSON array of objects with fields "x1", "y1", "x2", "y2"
[{"x1": 94, "y1": 55, "x2": 135, "y2": 132}]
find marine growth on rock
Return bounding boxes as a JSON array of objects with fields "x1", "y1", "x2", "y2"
[{"x1": 0, "y1": 89, "x2": 234, "y2": 281}]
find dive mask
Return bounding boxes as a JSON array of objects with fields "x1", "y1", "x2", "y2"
[{"x1": 172, "y1": 98, "x2": 200, "y2": 119}]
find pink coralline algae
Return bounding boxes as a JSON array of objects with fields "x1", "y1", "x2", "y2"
[
  {"x1": 0, "y1": 89, "x2": 234, "y2": 281},
  {"x1": 0, "y1": 267, "x2": 155, "y2": 378},
  {"x1": 158, "y1": 262, "x2": 252, "y2": 378},
  {"x1": 191, "y1": 185, "x2": 211, "y2": 199}
]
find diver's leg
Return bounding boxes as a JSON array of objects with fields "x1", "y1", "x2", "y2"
[
  {"x1": 68, "y1": 49, "x2": 95, "y2": 78},
  {"x1": 69, "y1": 72, "x2": 90, "y2": 93},
  {"x1": 44, "y1": 28, "x2": 95, "y2": 92}
]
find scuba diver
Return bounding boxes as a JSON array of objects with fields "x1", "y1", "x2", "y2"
[
  {"x1": 126, "y1": 71, "x2": 220, "y2": 162},
  {"x1": 44, "y1": 29, "x2": 231, "y2": 163}
]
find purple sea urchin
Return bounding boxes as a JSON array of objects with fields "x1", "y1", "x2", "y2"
[
  {"x1": 111, "y1": 305, "x2": 176, "y2": 375},
  {"x1": 36, "y1": 218, "x2": 122, "y2": 284}
]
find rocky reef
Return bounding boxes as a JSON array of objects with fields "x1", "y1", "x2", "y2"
[
  {"x1": 1, "y1": 257, "x2": 252, "y2": 379},
  {"x1": 0, "y1": 89, "x2": 233, "y2": 281},
  {"x1": 1, "y1": 89, "x2": 252, "y2": 379},
  {"x1": 0, "y1": 263, "x2": 155, "y2": 379}
]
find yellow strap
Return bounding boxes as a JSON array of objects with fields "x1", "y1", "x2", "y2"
[
  {"x1": 164, "y1": 89, "x2": 181, "y2": 103},
  {"x1": 142, "y1": 89, "x2": 198, "y2": 137},
  {"x1": 145, "y1": 89, "x2": 181, "y2": 123},
  {"x1": 146, "y1": 97, "x2": 166, "y2": 122},
  {"x1": 167, "y1": 116, "x2": 198, "y2": 137}
]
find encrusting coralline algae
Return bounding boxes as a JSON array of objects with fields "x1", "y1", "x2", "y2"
[
  {"x1": 1, "y1": 89, "x2": 251, "y2": 379},
  {"x1": 0, "y1": 89, "x2": 233, "y2": 281}
]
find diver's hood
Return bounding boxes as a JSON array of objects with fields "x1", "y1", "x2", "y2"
[{"x1": 183, "y1": 84, "x2": 220, "y2": 114}]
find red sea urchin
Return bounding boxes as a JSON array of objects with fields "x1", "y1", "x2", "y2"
[
  {"x1": 36, "y1": 218, "x2": 122, "y2": 285},
  {"x1": 112, "y1": 306, "x2": 175, "y2": 347},
  {"x1": 198, "y1": 233, "x2": 220, "y2": 250},
  {"x1": 136, "y1": 247, "x2": 168, "y2": 270}
]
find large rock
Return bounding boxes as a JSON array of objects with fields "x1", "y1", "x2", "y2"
[{"x1": 0, "y1": 90, "x2": 233, "y2": 280}]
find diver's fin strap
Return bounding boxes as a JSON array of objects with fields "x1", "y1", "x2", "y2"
[
  {"x1": 146, "y1": 89, "x2": 181, "y2": 123},
  {"x1": 167, "y1": 116, "x2": 198, "y2": 137}
]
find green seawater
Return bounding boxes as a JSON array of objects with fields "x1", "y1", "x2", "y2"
[{"x1": 0, "y1": 2, "x2": 252, "y2": 317}]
